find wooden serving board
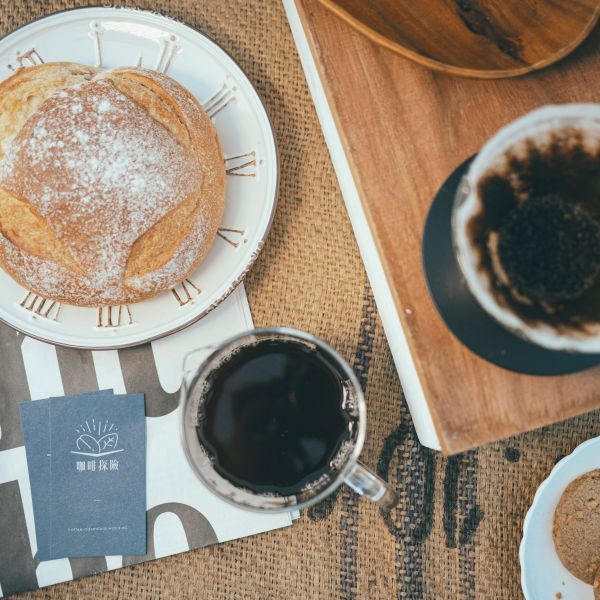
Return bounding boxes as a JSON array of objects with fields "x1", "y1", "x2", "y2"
[{"x1": 295, "y1": 0, "x2": 600, "y2": 454}]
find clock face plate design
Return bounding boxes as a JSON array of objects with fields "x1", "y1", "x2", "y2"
[{"x1": 0, "y1": 7, "x2": 278, "y2": 349}]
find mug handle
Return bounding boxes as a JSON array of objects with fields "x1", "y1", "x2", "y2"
[{"x1": 344, "y1": 461, "x2": 398, "y2": 509}]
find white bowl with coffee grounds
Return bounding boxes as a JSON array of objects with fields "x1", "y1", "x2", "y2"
[{"x1": 453, "y1": 104, "x2": 600, "y2": 353}]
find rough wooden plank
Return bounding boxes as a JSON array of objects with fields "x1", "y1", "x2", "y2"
[{"x1": 296, "y1": 0, "x2": 600, "y2": 454}]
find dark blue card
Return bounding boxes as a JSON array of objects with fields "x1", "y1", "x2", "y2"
[
  {"x1": 20, "y1": 390, "x2": 114, "y2": 560},
  {"x1": 20, "y1": 391, "x2": 146, "y2": 560}
]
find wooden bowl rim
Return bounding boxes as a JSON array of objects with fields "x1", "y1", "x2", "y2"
[{"x1": 318, "y1": 0, "x2": 600, "y2": 79}]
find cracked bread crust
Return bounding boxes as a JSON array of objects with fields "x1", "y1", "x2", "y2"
[{"x1": 0, "y1": 62, "x2": 225, "y2": 306}]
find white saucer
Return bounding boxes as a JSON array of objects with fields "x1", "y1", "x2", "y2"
[
  {"x1": 0, "y1": 7, "x2": 278, "y2": 349},
  {"x1": 520, "y1": 436, "x2": 600, "y2": 599}
]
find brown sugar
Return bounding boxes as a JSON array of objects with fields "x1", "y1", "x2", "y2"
[{"x1": 553, "y1": 470, "x2": 600, "y2": 584}]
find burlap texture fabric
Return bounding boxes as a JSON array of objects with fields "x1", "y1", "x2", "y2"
[{"x1": 4, "y1": 1, "x2": 599, "y2": 598}]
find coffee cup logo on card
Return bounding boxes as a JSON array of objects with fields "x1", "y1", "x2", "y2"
[{"x1": 71, "y1": 419, "x2": 124, "y2": 458}]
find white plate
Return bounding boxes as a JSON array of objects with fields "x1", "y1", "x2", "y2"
[
  {"x1": 0, "y1": 7, "x2": 278, "y2": 349},
  {"x1": 520, "y1": 436, "x2": 600, "y2": 600}
]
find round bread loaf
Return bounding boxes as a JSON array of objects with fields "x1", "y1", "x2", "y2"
[
  {"x1": 0, "y1": 62, "x2": 225, "y2": 306},
  {"x1": 552, "y1": 470, "x2": 600, "y2": 584}
]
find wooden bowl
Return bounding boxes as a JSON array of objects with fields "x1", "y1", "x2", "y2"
[{"x1": 317, "y1": 0, "x2": 600, "y2": 79}]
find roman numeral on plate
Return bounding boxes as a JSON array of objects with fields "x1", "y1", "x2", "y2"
[
  {"x1": 97, "y1": 305, "x2": 133, "y2": 328},
  {"x1": 88, "y1": 22, "x2": 181, "y2": 73},
  {"x1": 203, "y1": 82, "x2": 236, "y2": 119},
  {"x1": 88, "y1": 21, "x2": 104, "y2": 68},
  {"x1": 154, "y1": 35, "x2": 179, "y2": 74},
  {"x1": 171, "y1": 278, "x2": 201, "y2": 306},
  {"x1": 8, "y1": 48, "x2": 45, "y2": 71},
  {"x1": 19, "y1": 292, "x2": 61, "y2": 321},
  {"x1": 225, "y1": 151, "x2": 257, "y2": 177},
  {"x1": 217, "y1": 228, "x2": 247, "y2": 248}
]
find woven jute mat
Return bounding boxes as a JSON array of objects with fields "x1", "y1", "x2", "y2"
[{"x1": 4, "y1": 1, "x2": 600, "y2": 598}]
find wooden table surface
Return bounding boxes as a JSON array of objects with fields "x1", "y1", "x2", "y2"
[{"x1": 297, "y1": 0, "x2": 600, "y2": 454}]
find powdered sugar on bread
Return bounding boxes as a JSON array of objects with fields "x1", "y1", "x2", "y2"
[{"x1": 0, "y1": 63, "x2": 225, "y2": 306}]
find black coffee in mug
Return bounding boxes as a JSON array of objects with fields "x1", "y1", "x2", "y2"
[{"x1": 196, "y1": 338, "x2": 352, "y2": 496}]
